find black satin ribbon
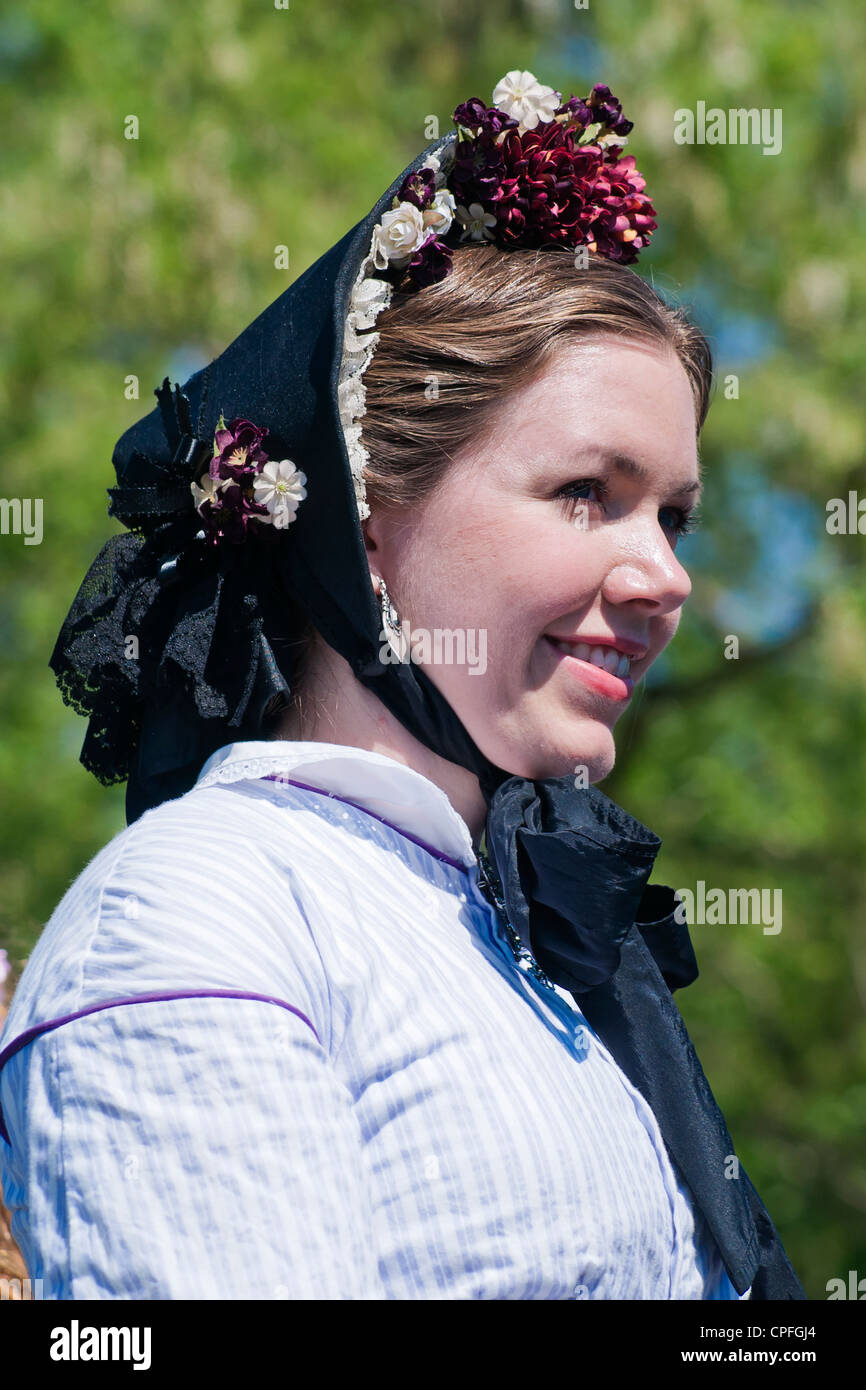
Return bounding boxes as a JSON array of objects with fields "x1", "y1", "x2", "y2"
[
  {"x1": 107, "y1": 380, "x2": 213, "y2": 525},
  {"x1": 483, "y1": 774, "x2": 806, "y2": 1300},
  {"x1": 487, "y1": 776, "x2": 666, "y2": 993}
]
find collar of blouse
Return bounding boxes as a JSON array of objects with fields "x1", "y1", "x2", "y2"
[{"x1": 194, "y1": 738, "x2": 478, "y2": 869}]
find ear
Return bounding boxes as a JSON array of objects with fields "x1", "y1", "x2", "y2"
[
  {"x1": 361, "y1": 513, "x2": 377, "y2": 558},
  {"x1": 360, "y1": 514, "x2": 381, "y2": 594},
  {"x1": 362, "y1": 501, "x2": 395, "y2": 556}
]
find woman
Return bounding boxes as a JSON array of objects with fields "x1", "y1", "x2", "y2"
[{"x1": 0, "y1": 71, "x2": 804, "y2": 1299}]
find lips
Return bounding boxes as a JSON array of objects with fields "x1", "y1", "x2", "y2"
[
  {"x1": 548, "y1": 640, "x2": 632, "y2": 678},
  {"x1": 545, "y1": 630, "x2": 649, "y2": 675}
]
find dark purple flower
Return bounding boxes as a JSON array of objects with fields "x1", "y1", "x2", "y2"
[
  {"x1": 212, "y1": 416, "x2": 270, "y2": 486},
  {"x1": 449, "y1": 107, "x2": 512, "y2": 205},
  {"x1": 192, "y1": 414, "x2": 275, "y2": 545},
  {"x1": 586, "y1": 84, "x2": 633, "y2": 137},
  {"x1": 398, "y1": 167, "x2": 437, "y2": 210},
  {"x1": 452, "y1": 97, "x2": 518, "y2": 139},
  {"x1": 197, "y1": 479, "x2": 270, "y2": 547},
  {"x1": 554, "y1": 94, "x2": 595, "y2": 129},
  {"x1": 448, "y1": 95, "x2": 519, "y2": 211},
  {"x1": 402, "y1": 233, "x2": 453, "y2": 290}
]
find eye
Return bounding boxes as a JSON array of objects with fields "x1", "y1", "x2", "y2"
[
  {"x1": 555, "y1": 477, "x2": 702, "y2": 543},
  {"x1": 555, "y1": 477, "x2": 609, "y2": 520},
  {"x1": 660, "y1": 505, "x2": 700, "y2": 540}
]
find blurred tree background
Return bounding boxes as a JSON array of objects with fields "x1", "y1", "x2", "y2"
[{"x1": 1, "y1": 0, "x2": 864, "y2": 1298}]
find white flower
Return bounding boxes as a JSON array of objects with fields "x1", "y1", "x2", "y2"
[
  {"x1": 370, "y1": 201, "x2": 427, "y2": 270},
  {"x1": 190, "y1": 469, "x2": 232, "y2": 510},
  {"x1": 252, "y1": 458, "x2": 307, "y2": 529},
  {"x1": 455, "y1": 202, "x2": 497, "y2": 242},
  {"x1": 422, "y1": 187, "x2": 457, "y2": 236},
  {"x1": 492, "y1": 69, "x2": 561, "y2": 131}
]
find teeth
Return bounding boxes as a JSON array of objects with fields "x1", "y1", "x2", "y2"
[{"x1": 551, "y1": 639, "x2": 631, "y2": 678}]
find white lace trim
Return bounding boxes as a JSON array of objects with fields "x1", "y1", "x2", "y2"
[{"x1": 337, "y1": 136, "x2": 457, "y2": 521}]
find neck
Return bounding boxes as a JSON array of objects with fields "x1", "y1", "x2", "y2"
[{"x1": 272, "y1": 639, "x2": 489, "y2": 844}]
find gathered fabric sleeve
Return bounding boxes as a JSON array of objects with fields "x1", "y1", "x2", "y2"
[
  {"x1": 0, "y1": 790, "x2": 386, "y2": 1299},
  {"x1": 2, "y1": 995, "x2": 384, "y2": 1299}
]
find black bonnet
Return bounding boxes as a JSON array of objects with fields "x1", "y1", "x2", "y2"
[{"x1": 51, "y1": 130, "x2": 504, "y2": 823}]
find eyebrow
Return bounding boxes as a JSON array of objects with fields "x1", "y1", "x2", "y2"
[{"x1": 583, "y1": 448, "x2": 703, "y2": 503}]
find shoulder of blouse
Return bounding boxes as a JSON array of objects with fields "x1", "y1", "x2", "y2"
[{"x1": 0, "y1": 777, "x2": 351, "y2": 1056}]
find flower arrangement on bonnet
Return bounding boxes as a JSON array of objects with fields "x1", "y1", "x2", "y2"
[
  {"x1": 192, "y1": 70, "x2": 657, "y2": 538},
  {"x1": 373, "y1": 69, "x2": 656, "y2": 294},
  {"x1": 190, "y1": 413, "x2": 307, "y2": 546},
  {"x1": 341, "y1": 69, "x2": 657, "y2": 520}
]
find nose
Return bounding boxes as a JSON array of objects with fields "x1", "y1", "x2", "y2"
[{"x1": 599, "y1": 517, "x2": 693, "y2": 615}]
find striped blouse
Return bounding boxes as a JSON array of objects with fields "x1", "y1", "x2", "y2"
[{"x1": 0, "y1": 739, "x2": 749, "y2": 1299}]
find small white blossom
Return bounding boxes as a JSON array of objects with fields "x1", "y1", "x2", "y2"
[
  {"x1": 422, "y1": 188, "x2": 457, "y2": 236},
  {"x1": 252, "y1": 459, "x2": 307, "y2": 529},
  {"x1": 456, "y1": 202, "x2": 497, "y2": 242},
  {"x1": 370, "y1": 201, "x2": 427, "y2": 270},
  {"x1": 190, "y1": 469, "x2": 232, "y2": 510},
  {"x1": 492, "y1": 69, "x2": 561, "y2": 131}
]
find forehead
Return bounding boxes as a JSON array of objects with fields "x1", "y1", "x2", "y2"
[{"x1": 475, "y1": 336, "x2": 701, "y2": 480}]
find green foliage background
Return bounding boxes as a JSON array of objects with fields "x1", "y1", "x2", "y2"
[{"x1": 2, "y1": 0, "x2": 864, "y2": 1297}]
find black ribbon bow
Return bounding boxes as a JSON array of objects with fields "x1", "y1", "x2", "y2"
[
  {"x1": 487, "y1": 776, "x2": 696, "y2": 993},
  {"x1": 107, "y1": 378, "x2": 214, "y2": 531}
]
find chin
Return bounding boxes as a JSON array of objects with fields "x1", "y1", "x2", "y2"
[
  {"x1": 551, "y1": 729, "x2": 616, "y2": 786},
  {"x1": 486, "y1": 718, "x2": 617, "y2": 785}
]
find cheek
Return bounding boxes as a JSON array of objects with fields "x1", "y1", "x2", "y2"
[
  {"x1": 513, "y1": 530, "x2": 608, "y2": 619},
  {"x1": 399, "y1": 508, "x2": 513, "y2": 618},
  {"x1": 399, "y1": 495, "x2": 605, "y2": 638}
]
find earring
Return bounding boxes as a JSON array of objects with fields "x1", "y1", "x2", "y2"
[
  {"x1": 376, "y1": 577, "x2": 408, "y2": 662},
  {"x1": 377, "y1": 577, "x2": 401, "y2": 631}
]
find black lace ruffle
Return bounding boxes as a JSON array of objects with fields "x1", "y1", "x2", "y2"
[{"x1": 49, "y1": 379, "x2": 294, "y2": 794}]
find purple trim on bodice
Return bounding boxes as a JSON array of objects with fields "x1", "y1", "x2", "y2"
[
  {"x1": 0, "y1": 989, "x2": 320, "y2": 1145},
  {"x1": 262, "y1": 772, "x2": 473, "y2": 872}
]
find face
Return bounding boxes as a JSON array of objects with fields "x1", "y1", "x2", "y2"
[{"x1": 364, "y1": 336, "x2": 701, "y2": 784}]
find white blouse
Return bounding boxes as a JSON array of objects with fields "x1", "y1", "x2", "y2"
[{"x1": 0, "y1": 739, "x2": 749, "y2": 1299}]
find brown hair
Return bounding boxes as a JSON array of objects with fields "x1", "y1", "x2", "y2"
[
  {"x1": 267, "y1": 244, "x2": 713, "y2": 734},
  {"x1": 360, "y1": 243, "x2": 713, "y2": 512}
]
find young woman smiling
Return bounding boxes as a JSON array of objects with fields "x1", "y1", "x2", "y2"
[{"x1": 0, "y1": 73, "x2": 804, "y2": 1301}]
